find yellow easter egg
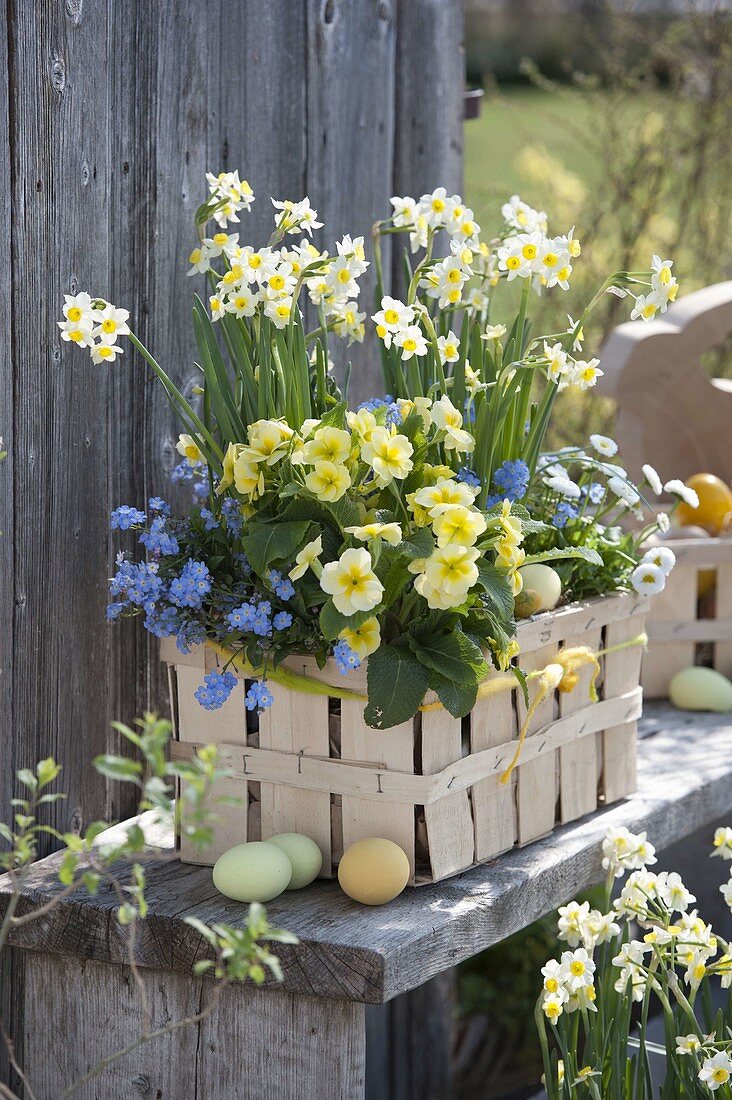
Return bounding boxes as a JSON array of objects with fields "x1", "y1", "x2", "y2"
[
  {"x1": 212, "y1": 841, "x2": 292, "y2": 903},
  {"x1": 338, "y1": 838, "x2": 410, "y2": 906},
  {"x1": 517, "y1": 563, "x2": 562, "y2": 613},
  {"x1": 669, "y1": 667, "x2": 732, "y2": 713},
  {"x1": 267, "y1": 833, "x2": 323, "y2": 890},
  {"x1": 676, "y1": 473, "x2": 732, "y2": 535}
]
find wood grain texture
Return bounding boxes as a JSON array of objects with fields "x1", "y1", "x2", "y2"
[
  {"x1": 4, "y1": 703, "x2": 731, "y2": 1005},
  {"x1": 642, "y1": 565, "x2": 697, "y2": 698},
  {"x1": 21, "y1": 952, "x2": 366, "y2": 1100}
]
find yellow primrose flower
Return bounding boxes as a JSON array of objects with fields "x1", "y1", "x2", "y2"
[
  {"x1": 421, "y1": 545, "x2": 479, "y2": 602},
  {"x1": 233, "y1": 453, "x2": 264, "y2": 499},
  {"x1": 346, "y1": 408, "x2": 379, "y2": 443},
  {"x1": 305, "y1": 460, "x2": 351, "y2": 502},
  {"x1": 176, "y1": 433, "x2": 205, "y2": 467},
  {"x1": 492, "y1": 499, "x2": 523, "y2": 546},
  {"x1": 320, "y1": 548, "x2": 384, "y2": 616},
  {"x1": 413, "y1": 478, "x2": 477, "y2": 514},
  {"x1": 338, "y1": 616, "x2": 381, "y2": 660},
  {"x1": 430, "y1": 395, "x2": 475, "y2": 453},
  {"x1": 216, "y1": 441, "x2": 245, "y2": 494},
  {"x1": 396, "y1": 396, "x2": 432, "y2": 430},
  {"x1": 345, "y1": 522, "x2": 403, "y2": 547},
  {"x1": 361, "y1": 427, "x2": 414, "y2": 483},
  {"x1": 246, "y1": 419, "x2": 293, "y2": 465},
  {"x1": 302, "y1": 426, "x2": 352, "y2": 465},
  {"x1": 430, "y1": 504, "x2": 487, "y2": 548},
  {"x1": 496, "y1": 542, "x2": 525, "y2": 571},
  {"x1": 289, "y1": 536, "x2": 323, "y2": 581}
]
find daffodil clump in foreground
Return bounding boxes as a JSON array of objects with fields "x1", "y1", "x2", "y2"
[
  {"x1": 536, "y1": 826, "x2": 732, "y2": 1098},
  {"x1": 59, "y1": 173, "x2": 680, "y2": 728}
]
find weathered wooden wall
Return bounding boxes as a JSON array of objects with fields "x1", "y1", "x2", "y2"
[
  {"x1": 0, "y1": 0, "x2": 462, "y2": 1088},
  {"x1": 0, "y1": 0, "x2": 463, "y2": 838}
]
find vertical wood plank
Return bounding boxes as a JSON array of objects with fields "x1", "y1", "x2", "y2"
[
  {"x1": 470, "y1": 683, "x2": 517, "y2": 861},
  {"x1": 340, "y1": 701, "x2": 416, "y2": 879},
  {"x1": 713, "y1": 562, "x2": 732, "y2": 678},
  {"x1": 643, "y1": 564, "x2": 696, "y2": 697},
  {"x1": 421, "y1": 710, "x2": 474, "y2": 880},
  {"x1": 516, "y1": 645, "x2": 558, "y2": 845},
  {"x1": 258, "y1": 683, "x2": 333, "y2": 875},
  {"x1": 175, "y1": 663, "x2": 250, "y2": 864},
  {"x1": 559, "y1": 629, "x2": 602, "y2": 823},
  {"x1": 602, "y1": 613, "x2": 646, "y2": 804},
  {"x1": 305, "y1": 0, "x2": 397, "y2": 402},
  {"x1": 22, "y1": 953, "x2": 367, "y2": 1100}
]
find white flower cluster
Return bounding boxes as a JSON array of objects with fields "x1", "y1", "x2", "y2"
[
  {"x1": 57, "y1": 293, "x2": 130, "y2": 364},
  {"x1": 713, "y1": 827, "x2": 732, "y2": 916},
  {"x1": 540, "y1": 825, "x2": 732, "y2": 1098},
  {"x1": 542, "y1": 339, "x2": 603, "y2": 391},
  {"x1": 189, "y1": 194, "x2": 369, "y2": 340},
  {"x1": 205, "y1": 170, "x2": 255, "y2": 227},
  {"x1": 497, "y1": 225, "x2": 579, "y2": 291},
  {"x1": 390, "y1": 188, "x2": 481, "y2": 254},
  {"x1": 630, "y1": 255, "x2": 679, "y2": 322}
]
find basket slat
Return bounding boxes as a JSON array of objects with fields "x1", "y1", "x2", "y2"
[
  {"x1": 421, "y1": 708, "x2": 475, "y2": 881},
  {"x1": 715, "y1": 562, "x2": 732, "y2": 677},
  {"x1": 516, "y1": 644, "x2": 558, "y2": 846},
  {"x1": 339, "y1": 699, "x2": 416, "y2": 880},
  {"x1": 559, "y1": 629, "x2": 602, "y2": 823},
  {"x1": 602, "y1": 613, "x2": 646, "y2": 803},
  {"x1": 470, "y1": 680, "x2": 516, "y2": 862}
]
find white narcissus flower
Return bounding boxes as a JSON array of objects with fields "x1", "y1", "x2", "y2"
[
  {"x1": 720, "y1": 875, "x2": 732, "y2": 912},
  {"x1": 642, "y1": 463, "x2": 664, "y2": 495},
  {"x1": 390, "y1": 195, "x2": 418, "y2": 227},
  {"x1": 675, "y1": 1034, "x2": 702, "y2": 1056},
  {"x1": 589, "y1": 434, "x2": 618, "y2": 457},
  {"x1": 602, "y1": 827, "x2": 657, "y2": 876},
  {"x1": 631, "y1": 561, "x2": 666, "y2": 596},
  {"x1": 664, "y1": 479, "x2": 699, "y2": 509},
  {"x1": 394, "y1": 324, "x2": 428, "y2": 361},
  {"x1": 656, "y1": 871, "x2": 695, "y2": 913},
  {"x1": 320, "y1": 548, "x2": 383, "y2": 617},
  {"x1": 711, "y1": 826, "x2": 732, "y2": 859},
  {"x1": 699, "y1": 1051, "x2": 732, "y2": 1091},
  {"x1": 557, "y1": 900, "x2": 592, "y2": 947},
  {"x1": 542, "y1": 992, "x2": 565, "y2": 1023},
  {"x1": 571, "y1": 359, "x2": 604, "y2": 390},
  {"x1": 437, "y1": 330, "x2": 460, "y2": 364},
  {"x1": 657, "y1": 511, "x2": 670, "y2": 533},
  {"x1": 540, "y1": 959, "x2": 565, "y2": 996},
  {"x1": 176, "y1": 433, "x2": 205, "y2": 467},
  {"x1": 91, "y1": 342, "x2": 124, "y2": 364},
  {"x1": 481, "y1": 323, "x2": 507, "y2": 341},
  {"x1": 92, "y1": 303, "x2": 130, "y2": 342},
  {"x1": 641, "y1": 546, "x2": 676, "y2": 576},
  {"x1": 372, "y1": 296, "x2": 414, "y2": 333},
  {"x1": 559, "y1": 948, "x2": 596, "y2": 993},
  {"x1": 58, "y1": 317, "x2": 94, "y2": 348},
  {"x1": 631, "y1": 291, "x2": 665, "y2": 322}
]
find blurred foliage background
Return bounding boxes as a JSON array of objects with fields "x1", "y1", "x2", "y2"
[
  {"x1": 456, "y1": 3, "x2": 731, "y2": 1096},
  {"x1": 463, "y1": 0, "x2": 732, "y2": 452}
]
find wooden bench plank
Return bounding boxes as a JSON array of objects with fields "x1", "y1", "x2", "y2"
[{"x1": 2, "y1": 703, "x2": 731, "y2": 1005}]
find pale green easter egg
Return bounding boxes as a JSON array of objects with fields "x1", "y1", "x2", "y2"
[
  {"x1": 669, "y1": 666, "x2": 732, "y2": 713},
  {"x1": 267, "y1": 833, "x2": 323, "y2": 890},
  {"x1": 517, "y1": 563, "x2": 562, "y2": 613},
  {"x1": 212, "y1": 842, "x2": 292, "y2": 903}
]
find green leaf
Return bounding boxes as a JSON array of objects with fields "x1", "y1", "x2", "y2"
[
  {"x1": 410, "y1": 630, "x2": 488, "y2": 687},
  {"x1": 184, "y1": 915, "x2": 219, "y2": 947},
  {"x1": 476, "y1": 562, "x2": 515, "y2": 619},
  {"x1": 241, "y1": 521, "x2": 310, "y2": 575},
  {"x1": 318, "y1": 400, "x2": 347, "y2": 429},
  {"x1": 0, "y1": 823, "x2": 14, "y2": 843},
  {"x1": 319, "y1": 600, "x2": 376, "y2": 641},
  {"x1": 524, "y1": 546, "x2": 603, "y2": 567},
  {"x1": 364, "y1": 644, "x2": 429, "y2": 729},
  {"x1": 428, "y1": 672, "x2": 478, "y2": 719},
  {"x1": 16, "y1": 769, "x2": 38, "y2": 792},
  {"x1": 36, "y1": 757, "x2": 61, "y2": 789},
  {"x1": 93, "y1": 755, "x2": 143, "y2": 781},
  {"x1": 397, "y1": 526, "x2": 434, "y2": 560},
  {"x1": 58, "y1": 849, "x2": 79, "y2": 886}
]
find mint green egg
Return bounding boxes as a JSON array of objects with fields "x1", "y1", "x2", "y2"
[
  {"x1": 212, "y1": 842, "x2": 292, "y2": 903},
  {"x1": 267, "y1": 833, "x2": 323, "y2": 890},
  {"x1": 669, "y1": 666, "x2": 732, "y2": 713}
]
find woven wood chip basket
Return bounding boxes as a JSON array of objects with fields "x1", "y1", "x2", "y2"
[{"x1": 162, "y1": 591, "x2": 648, "y2": 886}]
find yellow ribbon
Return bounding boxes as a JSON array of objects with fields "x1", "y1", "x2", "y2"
[{"x1": 209, "y1": 632, "x2": 647, "y2": 786}]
